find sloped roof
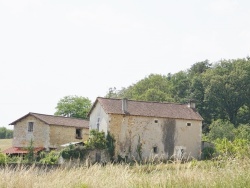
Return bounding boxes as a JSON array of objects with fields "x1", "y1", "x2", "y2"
[
  {"x1": 9, "y1": 113, "x2": 89, "y2": 128},
  {"x1": 90, "y1": 97, "x2": 203, "y2": 121}
]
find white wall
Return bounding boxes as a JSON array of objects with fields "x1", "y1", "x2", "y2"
[{"x1": 89, "y1": 102, "x2": 109, "y2": 135}]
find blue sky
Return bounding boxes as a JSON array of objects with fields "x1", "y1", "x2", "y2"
[{"x1": 1, "y1": 0, "x2": 250, "y2": 128}]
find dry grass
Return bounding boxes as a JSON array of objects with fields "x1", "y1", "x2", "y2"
[
  {"x1": 0, "y1": 139, "x2": 12, "y2": 151},
  {"x1": 1, "y1": 159, "x2": 250, "y2": 188}
]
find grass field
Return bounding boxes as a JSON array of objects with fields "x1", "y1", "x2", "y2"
[
  {"x1": 0, "y1": 139, "x2": 12, "y2": 151},
  {"x1": 0, "y1": 158, "x2": 250, "y2": 188}
]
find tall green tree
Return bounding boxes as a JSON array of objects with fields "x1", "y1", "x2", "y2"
[
  {"x1": 203, "y1": 58, "x2": 250, "y2": 125},
  {"x1": 188, "y1": 60, "x2": 212, "y2": 130},
  {"x1": 55, "y1": 95, "x2": 92, "y2": 119},
  {"x1": 168, "y1": 71, "x2": 191, "y2": 103}
]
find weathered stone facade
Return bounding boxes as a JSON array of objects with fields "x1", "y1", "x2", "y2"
[
  {"x1": 108, "y1": 114, "x2": 201, "y2": 161},
  {"x1": 13, "y1": 115, "x2": 50, "y2": 148},
  {"x1": 89, "y1": 98, "x2": 203, "y2": 161}
]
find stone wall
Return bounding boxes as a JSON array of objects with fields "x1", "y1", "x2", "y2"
[
  {"x1": 49, "y1": 125, "x2": 88, "y2": 148},
  {"x1": 109, "y1": 114, "x2": 202, "y2": 161},
  {"x1": 13, "y1": 115, "x2": 50, "y2": 148}
]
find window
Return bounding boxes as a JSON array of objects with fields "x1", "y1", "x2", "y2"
[
  {"x1": 28, "y1": 122, "x2": 33, "y2": 132},
  {"x1": 187, "y1": 123, "x2": 191, "y2": 126},
  {"x1": 154, "y1": 119, "x2": 158, "y2": 123},
  {"x1": 76, "y1": 129, "x2": 82, "y2": 139},
  {"x1": 153, "y1": 146, "x2": 158, "y2": 153}
]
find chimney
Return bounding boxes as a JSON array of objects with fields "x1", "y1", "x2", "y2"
[
  {"x1": 187, "y1": 99, "x2": 196, "y2": 109},
  {"x1": 122, "y1": 98, "x2": 128, "y2": 114}
]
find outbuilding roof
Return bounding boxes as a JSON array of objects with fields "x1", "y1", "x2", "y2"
[
  {"x1": 90, "y1": 97, "x2": 203, "y2": 121},
  {"x1": 9, "y1": 112, "x2": 89, "y2": 128}
]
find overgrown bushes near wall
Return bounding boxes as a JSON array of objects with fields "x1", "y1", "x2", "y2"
[
  {"x1": 61, "y1": 130, "x2": 115, "y2": 162},
  {"x1": 203, "y1": 119, "x2": 250, "y2": 160}
]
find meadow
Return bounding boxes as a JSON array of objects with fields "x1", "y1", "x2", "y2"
[{"x1": 0, "y1": 158, "x2": 250, "y2": 188}]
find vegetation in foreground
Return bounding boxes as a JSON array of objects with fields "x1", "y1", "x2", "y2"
[{"x1": 0, "y1": 158, "x2": 250, "y2": 188}]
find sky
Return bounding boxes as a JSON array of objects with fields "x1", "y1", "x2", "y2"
[{"x1": 1, "y1": 0, "x2": 250, "y2": 128}]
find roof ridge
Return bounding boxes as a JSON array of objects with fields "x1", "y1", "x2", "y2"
[
  {"x1": 30, "y1": 112, "x2": 89, "y2": 121},
  {"x1": 97, "y1": 97, "x2": 184, "y2": 105}
]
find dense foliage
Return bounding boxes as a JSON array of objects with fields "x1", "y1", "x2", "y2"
[
  {"x1": 202, "y1": 119, "x2": 250, "y2": 159},
  {"x1": 0, "y1": 127, "x2": 13, "y2": 139},
  {"x1": 54, "y1": 95, "x2": 92, "y2": 119},
  {"x1": 84, "y1": 130, "x2": 107, "y2": 150}
]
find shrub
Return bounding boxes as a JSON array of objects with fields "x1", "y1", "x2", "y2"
[
  {"x1": 214, "y1": 138, "x2": 250, "y2": 158},
  {"x1": 84, "y1": 130, "x2": 107, "y2": 150},
  {"x1": 202, "y1": 147, "x2": 215, "y2": 160},
  {"x1": 234, "y1": 124, "x2": 250, "y2": 141},
  {"x1": 39, "y1": 151, "x2": 60, "y2": 164},
  {"x1": 61, "y1": 145, "x2": 86, "y2": 160},
  {"x1": 0, "y1": 153, "x2": 7, "y2": 164},
  {"x1": 207, "y1": 119, "x2": 235, "y2": 141},
  {"x1": 25, "y1": 139, "x2": 35, "y2": 163}
]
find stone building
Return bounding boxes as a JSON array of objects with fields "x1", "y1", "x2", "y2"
[
  {"x1": 3, "y1": 112, "x2": 89, "y2": 155},
  {"x1": 88, "y1": 97, "x2": 203, "y2": 161}
]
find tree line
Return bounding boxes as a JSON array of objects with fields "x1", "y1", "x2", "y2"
[
  {"x1": 54, "y1": 57, "x2": 249, "y2": 134},
  {"x1": 0, "y1": 127, "x2": 13, "y2": 139}
]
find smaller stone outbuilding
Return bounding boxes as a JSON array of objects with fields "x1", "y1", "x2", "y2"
[{"x1": 3, "y1": 112, "x2": 89, "y2": 155}]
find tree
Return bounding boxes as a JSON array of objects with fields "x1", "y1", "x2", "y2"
[
  {"x1": 188, "y1": 60, "x2": 212, "y2": 76},
  {"x1": 203, "y1": 59, "x2": 250, "y2": 125},
  {"x1": 0, "y1": 127, "x2": 13, "y2": 139},
  {"x1": 207, "y1": 119, "x2": 235, "y2": 141},
  {"x1": 109, "y1": 74, "x2": 173, "y2": 102},
  {"x1": 55, "y1": 95, "x2": 92, "y2": 119}
]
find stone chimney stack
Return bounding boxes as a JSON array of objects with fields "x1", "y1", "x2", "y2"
[
  {"x1": 188, "y1": 100, "x2": 196, "y2": 109},
  {"x1": 122, "y1": 98, "x2": 128, "y2": 114}
]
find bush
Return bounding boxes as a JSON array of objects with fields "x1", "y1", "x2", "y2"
[
  {"x1": 214, "y1": 138, "x2": 250, "y2": 158},
  {"x1": 0, "y1": 153, "x2": 7, "y2": 164},
  {"x1": 207, "y1": 119, "x2": 235, "y2": 141},
  {"x1": 234, "y1": 124, "x2": 250, "y2": 141},
  {"x1": 202, "y1": 147, "x2": 215, "y2": 160},
  {"x1": 39, "y1": 151, "x2": 60, "y2": 164},
  {"x1": 61, "y1": 145, "x2": 86, "y2": 160},
  {"x1": 84, "y1": 130, "x2": 107, "y2": 150}
]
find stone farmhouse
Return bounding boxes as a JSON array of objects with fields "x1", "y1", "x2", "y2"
[
  {"x1": 3, "y1": 112, "x2": 89, "y2": 155},
  {"x1": 88, "y1": 97, "x2": 203, "y2": 161}
]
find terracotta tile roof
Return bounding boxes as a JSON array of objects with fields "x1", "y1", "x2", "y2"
[
  {"x1": 9, "y1": 113, "x2": 89, "y2": 128},
  {"x1": 91, "y1": 97, "x2": 203, "y2": 121},
  {"x1": 2, "y1": 147, "x2": 44, "y2": 154}
]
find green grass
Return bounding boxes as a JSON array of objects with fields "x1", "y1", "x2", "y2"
[
  {"x1": 0, "y1": 139, "x2": 12, "y2": 151},
  {"x1": 0, "y1": 158, "x2": 250, "y2": 187}
]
